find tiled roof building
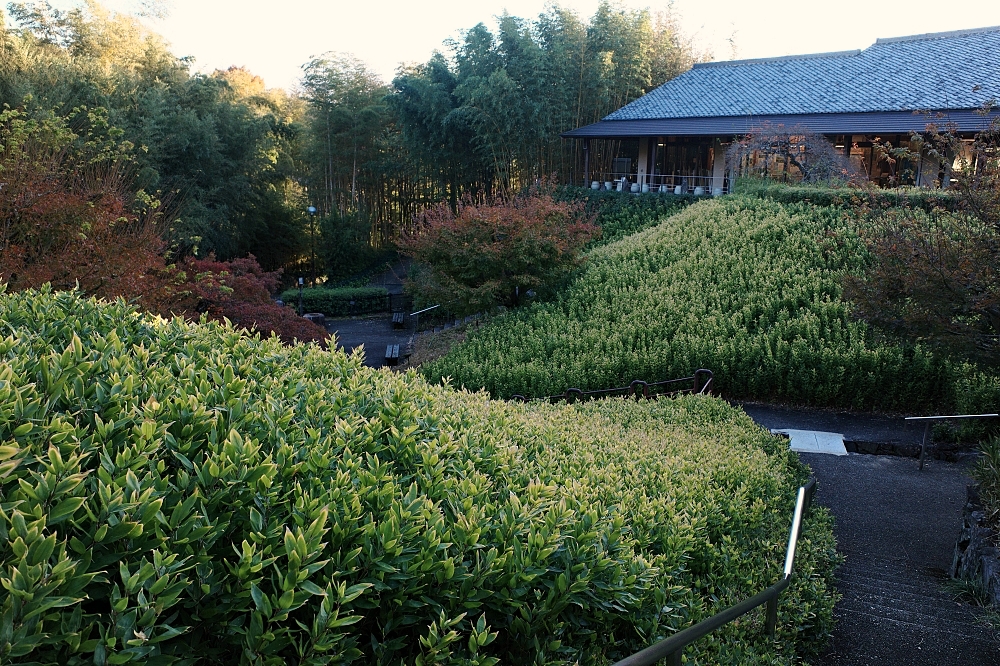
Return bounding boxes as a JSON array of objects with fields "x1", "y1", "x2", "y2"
[{"x1": 564, "y1": 27, "x2": 1000, "y2": 192}]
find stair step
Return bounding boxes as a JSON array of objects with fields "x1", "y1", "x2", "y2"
[
  {"x1": 827, "y1": 557, "x2": 996, "y2": 642},
  {"x1": 835, "y1": 593, "x2": 981, "y2": 630},
  {"x1": 835, "y1": 570, "x2": 958, "y2": 604},
  {"x1": 837, "y1": 607, "x2": 993, "y2": 642},
  {"x1": 836, "y1": 560, "x2": 950, "y2": 586},
  {"x1": 842, "y1": 590, "x2": 972, "y2": 622}
]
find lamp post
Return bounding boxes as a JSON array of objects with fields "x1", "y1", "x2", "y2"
[
  {"x1": 307, "y1": 206, "x2": 317, "y2": 287},
  {"x1": 298, "y1": 277, "x2": 304, "y2": 316}
]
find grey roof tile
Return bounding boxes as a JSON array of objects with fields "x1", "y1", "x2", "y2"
[{"x1": 606, "y1": 27, "x2": 1000, "y2": 121}]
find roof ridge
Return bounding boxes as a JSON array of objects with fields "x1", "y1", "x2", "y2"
[
  {"x1": 693, "y1": 50, "x2": 860, "y2": 69},
  {"x1": 875, "y1": 25, "x2": 1000, "y2": 44}
]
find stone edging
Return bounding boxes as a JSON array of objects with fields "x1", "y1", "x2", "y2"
[
  {"x1": 844, "y1": 440, "x2": 979, "y2": 462},
  {"x1": 952, "y1": 485, "x2": 1000, "y2": 607}
]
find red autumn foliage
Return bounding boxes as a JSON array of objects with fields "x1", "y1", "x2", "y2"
[
  {"x1": 168, "y1": 255, "x2": 328, "y2": 345},
  {"x1": 399, "y1": 188, "x2": 597, "y2": 315},
  {"x1": 0, "y1": 108, "x2": 325, "y2": 345}
]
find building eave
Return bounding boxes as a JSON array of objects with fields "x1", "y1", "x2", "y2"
[{"x1": 561, "y1": 109, "x2": 999, "y2": 139}]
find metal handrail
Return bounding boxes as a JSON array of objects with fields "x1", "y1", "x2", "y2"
[
  {"x1": 904, "y1": 413, "x2": 1000, "y2": 471},
  {"x1": 612, "y1": 477, "x2": 817, "y2": 666},
  {"x1": 409, "y1": 304, "x2": 441, "y2": 317},
  {"x1": 589, "y1": 172, "x2": 729, "y2": 193},
  {"x1": 510, "y1": 369, "x2": 713, "y2": 404}
]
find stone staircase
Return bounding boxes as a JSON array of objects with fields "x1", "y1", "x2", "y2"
[
  {"x1": 797, "y1": 452, "x2": 1000, "y2": 665},
  {"x1": 819, "y1": 558, "x2": 998, "y2": 664}
]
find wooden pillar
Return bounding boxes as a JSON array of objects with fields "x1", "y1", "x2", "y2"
[
  {"x1": 941, "y1": 147, "x2": 953, "y2": 189},
  {"x1": 712, "y1": 139, "x2": 727, "y2": 194},
  {"x1": 637, "y1": 137, "x2": 649, "y2": 186},
  {"x1": 583, "y1": 138, "x2": 590, "y2": 187}
]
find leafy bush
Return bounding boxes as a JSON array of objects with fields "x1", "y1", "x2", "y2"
[
  {"x1": 556, "y1": 187, "x2": 696, "y2": 247},
  {"x1": 278, "y1": 286, "x2": 391, "y2": 316},
  {"x1": 172, "y1": 255, "x2": 328, "y2": 345},
  {"x1": 399, "y1": 192, "x2": 597, "y2": 316},
  {"x1": 845, "y1": 207, "x2": 1000, "y2": 366},
  {"x1": 423, "y1": 195, "x2": 995, "y2": 412},
  {"x1": 0, "y1": 288, "x2": 837, "y2": 665},
  {"x1": 973, "y1": 436, "x2": 1000, "y2": 531}
]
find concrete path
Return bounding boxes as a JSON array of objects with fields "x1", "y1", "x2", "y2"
[{"x1": 739, "y1": 402, "x2": 925, "y2": 448}]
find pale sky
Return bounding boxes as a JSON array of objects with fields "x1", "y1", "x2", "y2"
[{"x1": 30, "y1": 0, "x2": 1000, "y2": 91}]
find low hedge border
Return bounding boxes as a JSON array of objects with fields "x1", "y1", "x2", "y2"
[{"x1": 279, "y1": 286, "x2": 390, "y2": 316}]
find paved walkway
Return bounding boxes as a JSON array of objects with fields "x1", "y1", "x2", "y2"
[
  {"x1": 801, "y1": 452, "x2": 999, "y2": 665},
  {"x1": 738, "y1": 400, "x2": 998, "y2": 664},
  {"x1": 323, "y1": 257, "x2": 413, "y2": 367},
  {"x1": 324, "y1": 315, "x2": 411, "y2": 368},
  {"x1": 738, "y1": 402, "x2": 925, "y2": 447}
]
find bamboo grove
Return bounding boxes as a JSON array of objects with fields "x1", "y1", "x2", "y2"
[{"x1": 0, "y1": 1, "x2": 706, "y2": 280}]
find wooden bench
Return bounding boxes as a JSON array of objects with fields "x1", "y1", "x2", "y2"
[
  {"x1": 384, "y1": 344, "x2": 400, "y2": 366},
  {"x1": 391, "y1": 312, "x2": 405, "y2": 329}
]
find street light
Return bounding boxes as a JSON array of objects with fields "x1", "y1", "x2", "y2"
[{"x1": 307, "y1": 206, "x2": 317, "y2": 287}]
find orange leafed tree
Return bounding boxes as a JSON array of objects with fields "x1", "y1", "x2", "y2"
[
  {"x1": 399, "y1": 188, "x2": 597, "y2": 315},
  {"x1": 0, "y1": 108, "x2": 171, "y2": 306}
]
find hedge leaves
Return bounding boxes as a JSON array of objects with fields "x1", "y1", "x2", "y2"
[{"x1": 0, "y1": 288, "x2": 836, "y2": 664}]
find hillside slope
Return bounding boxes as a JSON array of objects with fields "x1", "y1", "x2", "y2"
[{"x1": 424, "y1": 195, "x2": 996, "y2": 413}]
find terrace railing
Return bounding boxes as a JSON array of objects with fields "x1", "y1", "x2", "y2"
[
  {"x1": 612, "y1": 477, "x2": 818, "y2": 666},
  {"x1": 509, "y1": 369, "x2": 713, "y2": 404},
  {"x1": 589, "y1": 173, "x2": 730, "y2": 195}
]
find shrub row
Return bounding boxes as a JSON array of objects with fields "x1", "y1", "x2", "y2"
[
  {"x1": 0, "y1": 288, "x2": 837, "y2": 665},
  {"x1": 733, "y1": 178, "x2": 961, "y2": 212},
  {"x1": 278, "y1": 285, "x2": 390, "y2": 316},
  {"x1": 556, "y1": 186, "x2": 697, "y2": 247},
  {"x1": 423, "y1": 195, "x2": 998, "y2": 413}
]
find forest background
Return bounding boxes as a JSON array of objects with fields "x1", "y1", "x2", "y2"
[{"x1": 0, "y1": 0, "x2": 706, "y2": 286}]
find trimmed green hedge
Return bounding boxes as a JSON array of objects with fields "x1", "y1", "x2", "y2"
[
  {"x1": 557, "y1": 186, "x2": 697, "y2": 247},
  {"x1": 279, "y1": 286, "x2": 389, "y2": 316},
  {"x1": 733, "y1": 179, "x2": 960, "y2": 212},
  {"x1": 423, "y1": 195, "x2": 999, "y2": 414},
  {"x1": 0, "y1": 288, "x2": 838, "y2": 665}
]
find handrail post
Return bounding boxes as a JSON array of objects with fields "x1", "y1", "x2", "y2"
[
  {"x1": 765, "y1": 595, "x2": 778, "y2": 637},
  {"x1": 905, "y1": 414, "x2": 998, "y2": 472},
  {"x1": 918, "y1": 421, "x2": 930, "y2": 471}
]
